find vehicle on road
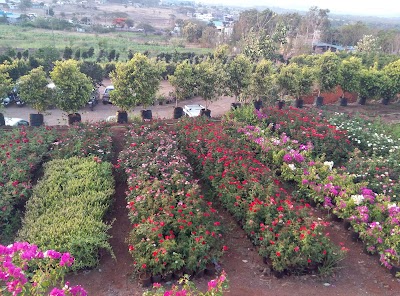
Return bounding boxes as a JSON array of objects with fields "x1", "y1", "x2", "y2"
[
  {"x1": 102, "y1": 85, "x2": 114, "y2": 104},
  {"x1": 4, "y1": 117, "x2": 29, "y2": 126},
  {"x1": 183, "y1": 104, "x2": 205, "y2": 117},
  {"x1": 88, "y1": 89, "x2": 100, "y2": 111}
]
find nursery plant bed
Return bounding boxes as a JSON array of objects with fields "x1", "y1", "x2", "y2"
[{"x1": 65, "y1": 126, "x2": 400, "y2": 296}]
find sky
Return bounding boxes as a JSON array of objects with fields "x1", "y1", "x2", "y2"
[{"x1": 198, "y1": 0, "x2": 400, "y2": 17}]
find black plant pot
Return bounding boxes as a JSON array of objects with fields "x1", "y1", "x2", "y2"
[
  {"x1": 67, "y1": 113, "x2": 81, "y2": 125},
  {"x1": 231, "y1": 102, "x2": 242, "y2": 110},
  {"x1": 315, "y1": 96, "x2": 324, "y2": 107},
  {"x1": 0, "y1": 113, "x2": 5, "y2": 126},
  {"x1": 277, "y1": 100, "x2": 285, "y2": 109},
  {"x1": 294, "y1": 99, "x2": 303, "y2": 108},
  {"x1": 358, "y1": 96, "x2": 367, "y2": 105},
  {"x1": 173, "y1": 106, "x2": 184, "y2": 119},
  {"x1": 340, "y1": 97, "x2": 348, "y2": 106},
  {"x1": 117, "y1": 110, "x2": 128, "y2": 124},
  {"x1": 141, "y1": 109, "x2": 152, "y2": 120},
  {"x1": 200, "y1": 108, "x2": 211, "y2": 117},
  {"x1": 253, "y1": 100, "x2": 263, "y2": 110},
  {"x1": 390, "y1": 264, "x2": 400, "y2": 277},
  {"x1": 29, "y1": 113, "x2": 44, "y2": 127},
  {"x1": 381, "y1": 97, "x2": 390, "y2": 105}
]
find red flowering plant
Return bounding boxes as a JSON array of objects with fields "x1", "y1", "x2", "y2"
[
  {"x1": 50, "y1": 122, "x2": 113, "y2": 162},
  {"x1": 176, "y1": 118, "x2": 345, "y2": 275},
  {"x1": 120, "y1": 125, "x2": 225, "y2": 278},
  {"x1": 0, "y1": 126, "x2": 58, "y2": 244},
  {"x1": 259, "y1": 220, "x2": 347, "y2": 273},
  {"x1": 251, "y1": 106, "x2": 355, "y2": 166}
]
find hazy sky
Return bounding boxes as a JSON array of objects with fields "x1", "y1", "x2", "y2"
[{"x1": 198, "y1": 0, "x2": 400, "y2": 17}]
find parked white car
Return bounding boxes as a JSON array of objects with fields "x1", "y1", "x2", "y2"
[
  {"x1": 5, "y1": 117, "x2": 29, "y2": 126},
  {"x1": 183, "y1": 104, "x2": 205, "y2": 117},
  {"x1": 102, "y1": 85, "x2": 114, "y2": 104}
]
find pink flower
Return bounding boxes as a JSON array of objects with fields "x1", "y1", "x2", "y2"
[{"x1": 208, "y1": 279, "x2": 217, "y2": 290}]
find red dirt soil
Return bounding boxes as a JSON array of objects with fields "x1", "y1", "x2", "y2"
[{"x1": 66, "y1": 125, "x2": 400, "y2": 296}]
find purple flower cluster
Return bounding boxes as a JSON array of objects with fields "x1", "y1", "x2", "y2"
[{"x1": 0, "y1": 242, "x2": 85, "y2": 296}]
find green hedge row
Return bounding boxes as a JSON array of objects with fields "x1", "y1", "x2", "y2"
[{"x1": 18, "y1": 157, "x2": 115, "y2": 270}]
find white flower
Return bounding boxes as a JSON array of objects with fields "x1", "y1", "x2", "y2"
[
  {"x1": 288, "y1": 164, "x2": 296, "y2": 171},
  {"x1": 351, "y1": 194, "x2": 364, "y2": 205},
  {"x1": 387, "y1": 203, "x2": 397, "y2": 209},
  {"x1": 323, "y1": 161, "x2": 334, "y2": 171}
]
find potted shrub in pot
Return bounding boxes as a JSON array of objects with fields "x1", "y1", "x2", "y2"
[
  {"x1": 168, "y1": 60, "x2": 196, "y2": 119},
  {"x1": 381, "y1": 60, "x2": 400, "y2": 105},
  {"x1": 313, "y1": 51, "x2": 341, "y2": 107},
  {"x1": 358, "y1": 67, "x2": 382, "y2": 105},
  {"x1": 193, "y1": 58, "x2": 224, "y2": 117},
  {"x1": 50, "y1": 60, "x2": 93, "y2": 125},
  {"x1": 248, "y1": 59, "x2": 277, "y2": 110},
  {"x1": 18, "y1": 66, "x2": 53, "y2": 126},
  {"x1": 225, "y1": 54, "x2": 253, "y2": 109},
  {"x1": 339, "y1": 57, "x2": 362, "y2": 106},
  {"x1": 0, "y1": 70, "x2": 13, "y2": 126},
  {"x1": 110, "y1": 53, "x2": 161, "y2": 123}
]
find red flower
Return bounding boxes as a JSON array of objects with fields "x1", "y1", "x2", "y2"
[
  {"x1": 276, "y1": 252, "x2": 281, "y2": 257},
  {"x1": 222, "y1": 245, "x2": 228, "y2": 251},
  {"x1": 142, "y1": 264, "x2": 147, "y2": 269},
  {"x1": 209, "y1": 175, "x2": 214, "y2": 180}
]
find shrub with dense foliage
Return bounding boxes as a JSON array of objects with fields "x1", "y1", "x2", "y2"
[{"x1": 18, "y1": 157, "x2": 114, "y2": 270}]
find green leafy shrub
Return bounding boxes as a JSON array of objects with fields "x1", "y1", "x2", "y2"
[{"x1": 18, "y1": 157, "x2": 115, "y2": 270}]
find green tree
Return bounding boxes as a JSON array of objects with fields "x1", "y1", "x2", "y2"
[
  {"x1": 22, "y1": 49, "x2": 29, "y2": 59},
  {"x1": 194, "y1": 59, "x2": 223, "y2": 109},
  {"x1": 74, "y1": 49, "x2": 81, "y2": 60},
  {"x1": 18, "y1": 66, "x2": 53, "y2": 113},
  {"x1": 87, "y1": 47, "x2": 95, "y2": 58},
  {"x1": 276, "y1": 63, "x2": 301, "y2": 99},
  {"x1": 19, "y1": 0, "x2": 32, "y2": 12},
  {"x1": 225, "y1": 54, "x2": 253, "y2": 102},
  {"x1": 382, "y1": 59, "x2": 400, "y2": 97},
  {"x1": 339, "y1": 56, "x2": 362, "y2": 97},
  {"x1": 63, "y1": 47, "x2": 73, "y2": 60},
  {"x1": 168, "y1": 60, "x2": 196, "y2": 106},
  {"x1": 110, "y1": 53, "x2": 161, "y2": 111},
  {"x1": 248, "y1": 59, "x2": 277, "y2": 103},
  {"x1": 79, "y1": 61, "x2": 104, "y2": 87},
  {"x1": 0, "y1": 65, "x2": 13, "y2": 100},
  {"x1": 50, "y1": 59, "x2": 92, "y2": 114},
  {"x1": 182, "y1": 20, "x2": 205, "y2": 43},
  {"x1": 359, "y1": 68, "x2": 383, "y2": 101},
  {"x1": 314, "y1": 51, "x2": 341, "y2": 95}
]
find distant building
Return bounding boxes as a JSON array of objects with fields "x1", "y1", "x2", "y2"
[
  {"x1": 160, "y1": 0, "x2": 195, "y2": 6},
  {"x1": 312, "y1": 42, "x2": 355, "y2": 53}
]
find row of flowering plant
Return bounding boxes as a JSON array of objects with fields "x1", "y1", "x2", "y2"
[
  {"x1": 50, "y1": 122, "x2": 113, "y2": 162},
  {"x1": 17, "y1": 157, "x2": 115, "y2": 271},
  {"x1": 326, "y1": 112, "x2": 399, "y2": 157},
  {"x1": 176, "y1": 117, "x2": 346, "y2": 274},
  {"x1": 0, "y1": 241, "x2": 86, "y2": 296},
  {"x1": 118, "y1": 125, "x2": 225, "y2": 278},
  {"x1": 143, "y1": 271, "x2": 228, "y2": 296},
  {"x1": 233, "y1": 107, "x2": 400, "y2": 276},
  {"x1": 245, "y1": 106, "x2": 355, "y2": 166},
  {"x1": 0, "y1": 126, "x2": 58, "y2": 244}
]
